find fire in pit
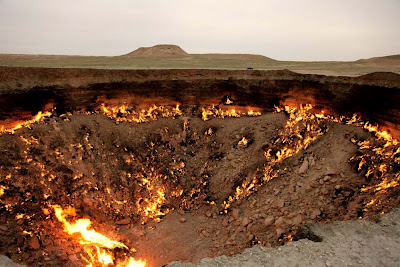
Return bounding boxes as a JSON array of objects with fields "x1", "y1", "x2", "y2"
[
  {"x1": 0, "y1": 98, "x2": 399, "y2": 266},
  {"x1": 50, "y1": 205, "x2": 145, "y2": 266}
]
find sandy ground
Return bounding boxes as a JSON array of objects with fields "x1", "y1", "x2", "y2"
[
  {"x1": 168, "y1": 208, "x2": 400, "y2": 267},
  {"x1": 0, "y1": 257, "x2": 23, "y2": 267}
]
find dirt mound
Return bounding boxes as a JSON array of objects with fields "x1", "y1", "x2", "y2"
[
  {"x1": 357, "y1": 71, "x2": 400, "y2": 82},
  {"x1": 124, "y1": 44, "x2": 189, "y2": 57},
  {"x1": 354, "y1": 72, "x2": 400, "y2": 89}
]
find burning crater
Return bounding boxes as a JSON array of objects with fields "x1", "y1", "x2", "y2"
[{"x1": 0, "y1": 69, "x2": 399, "y2": 267}]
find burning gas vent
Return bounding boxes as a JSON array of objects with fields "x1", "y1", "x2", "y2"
[{"x1": 0, "y1": 95, "x2": 399, "y2": 266}]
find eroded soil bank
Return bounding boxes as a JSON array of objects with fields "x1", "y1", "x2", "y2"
[{"x1": 0, "y1": 68, "x2": 399, "y2": 138}]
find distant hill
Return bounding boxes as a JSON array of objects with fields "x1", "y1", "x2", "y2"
[
  {"x1": 123, "y1": 44, "x2": 275, "y2": 61},
  {"x1": 357, "y1": 55, "x2": 400, "y2": 65},
  {"x1": 190, "y1": 53, "x2": 275, "y2": 61},
  {"x1": 124, "y1": 44, "x2": 188, "y2": 57}
]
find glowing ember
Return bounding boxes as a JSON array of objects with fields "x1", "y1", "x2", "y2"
[
  {"x1": 205, "y1": 128, "x2": 214, "y2": 135},
  {"x1": 51, "y1": 205, "x2": 146, "y2": 267},
  {"x1": 238, "y1": 137, "x2": 249, "y2": 147},
  {"x1": 0, "y1": 185, "x2": 6, "y2": 197},
  {"x1": 225, "y1": 97, "x2": 234, "y2": 105}
]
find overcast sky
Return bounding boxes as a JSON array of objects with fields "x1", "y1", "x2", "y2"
[{"x1": 0, "y1": 0, "x2": 399, "y2": 61}]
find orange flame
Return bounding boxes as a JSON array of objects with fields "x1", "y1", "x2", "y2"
[
  {"x1": 51, "y1": 205, "x2": 146, "y2": 267},
  {"x1": 0, "y1": 111, "x2": 52, "y2": 134},
  {"x1": 361, "y1": 173, "x2": 400, "y2": 193},
  {"x1": 201, "y1": 105, "x2": 261, "y2": 121},
  {"x1": 100, "y1": 103, "x2": 182, "y2": 124}
]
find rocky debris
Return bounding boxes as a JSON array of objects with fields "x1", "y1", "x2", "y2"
[
  {"x1": 309, "y1": 178, "x2": 319, "y2": 188},
  {"x1": 179, "y1": 218, "x2": 186, "y2": 223},
  {"x1": 68, "y1": 254, "x2": 79, "y2": 263},
  {"x1": 55, "y1": 250, "x2": 68, "y2": 261},
  {"x1": 324, "y1": 169, "x2": 340, "y2": 176},
  {"x1": 311, "y1": 209, "x2": 321, "y2": 220},
  {"x1": 264, "y1": 216, "x2": 275, "y2": 227},
  {"x1": 116, "y1": 218, "x2": 130, "y2": 225},
  {"x1": 246, "y1": 233, "x2": 254, "y2": 242},
  {"x1": 274, "y1": 217, "x2": 286, "y2": 228},
  {"x1": 83, "y1": 197, "x2": 93, "y2": 207},
  {"x1": 298, "y1": 158, "x2": 309, "y2": 174},
  {"x1": 29, "y1": 236, "x2": 40, "y2": 250},
  {"x1": 178, "y1": 210, "x2": 185, "y2": 215},
  {"x1": 292, "y1": 214, "x2": 304, "y2": 226},
  {"x1": 241, "y1": 217, "x2": 250, "y2": 227},
  {"x1": 201, "y1": 229, "x2": 210, "y2": 237},
  {"x1": 232, "y1": 209, "x2": 239, "y2": 220},
  {"x1": 309, "y1": 155, "x2": 316, "y2": 167},
  {"x1": 276, "y1": 228, "x2": 286, "y2": 237},
  {"x1": 323, "y1": 176, "x2": 330, "y2": 182}
]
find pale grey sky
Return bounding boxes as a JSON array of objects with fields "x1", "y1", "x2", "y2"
[{"x1": 0, "y1": 0, "x2": 399, "y2": 61}]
